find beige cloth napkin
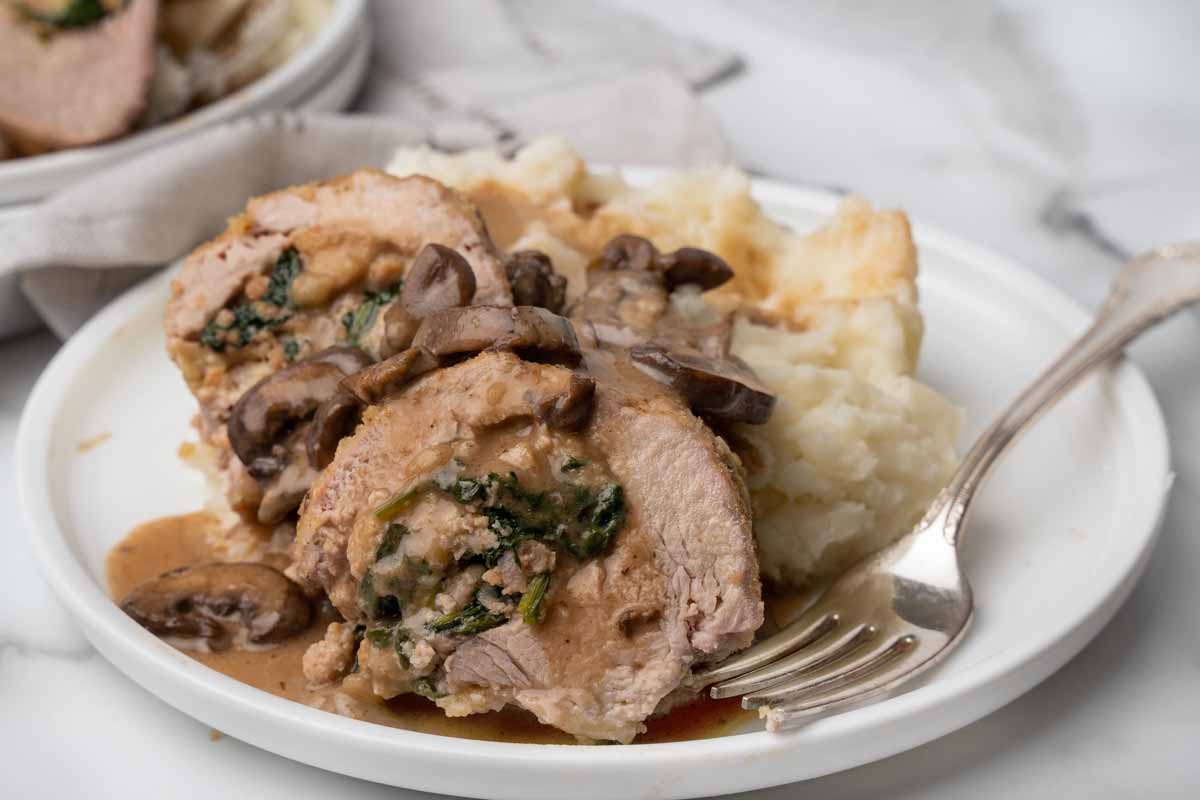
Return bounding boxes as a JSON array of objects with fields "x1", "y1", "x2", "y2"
[{"x1": 0, "y1": 0, "x2": 737, "y2": 339}]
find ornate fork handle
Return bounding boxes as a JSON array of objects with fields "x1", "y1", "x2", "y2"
[{"x1": 927, "y1": 244, "x2": 1200, "y2": 547}]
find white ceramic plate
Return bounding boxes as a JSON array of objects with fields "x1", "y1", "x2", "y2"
[
  {"x1": 16, "y1": 178, "x2": 1171, "y2": 800},
  {"x1": 0, "y1": 0, "x2": 366, "y2": 205}
]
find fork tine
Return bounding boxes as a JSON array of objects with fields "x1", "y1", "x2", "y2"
[
  {"x1": 692, "y1": 611, "x2": 839, "y2": 688},
  {"x1": 739, "y1": 623, "x2": 877, "y2": 707},
  {"x1": 709, "y1": 620, "x2": 866, "y2": 699},
  {"x1": 742, "y1": 633, "x2": 916, "y2": 709},
  {"x1": 762, "y1": 641, "x2": 931, "y2": 731},
  {"x1": 763, "y1": 681, "x2": 902, "y2": 732}
]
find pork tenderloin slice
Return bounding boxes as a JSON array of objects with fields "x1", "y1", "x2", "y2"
[
  {"x1": 294, "y1": 350, "x2": 762, "y2": 742},
  {"x1": 591, "y1": 388, "x2": 763, "y2": 662},
  {"x1": 166, "y1": 170, "x2": 511, "y2": 421},
  {"x1": 166, "y1": 233, "x2": 291, "y2": 341},
  {"x1": 164, "y1": 170, "x2": 514, "y2": 519},
  {"x1": 441, "y1": 371, "x2": 762, "y2": 741},
  {"x1": 294, "y1": 351, "x2": 582, "y2": 615}
]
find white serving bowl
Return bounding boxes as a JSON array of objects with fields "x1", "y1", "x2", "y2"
[{"x1": 0, "y1": 0, "x2": 366, "y2": 205}]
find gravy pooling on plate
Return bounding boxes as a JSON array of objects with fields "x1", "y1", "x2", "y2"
[{"x1": 106, "y1": 512, "x2": 755, "y2": 744}]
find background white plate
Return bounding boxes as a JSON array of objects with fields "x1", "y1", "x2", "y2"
[
  {"x1": 0, "y1": 19, "x2": 370, "y2": 341},
  {"x1": 300, "y1": 20, "x2": 370, "y2": 114},
  {"x1": 0, "y1": 0, "x2": 366, "y2": 205},
  {"x1": 16, "y1": 179, "x2": 1171, "y2": 799}
]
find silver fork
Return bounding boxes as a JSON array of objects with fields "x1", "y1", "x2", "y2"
[{"x1": 694, "y1": 243, "x2": 1200, "y2": 731}]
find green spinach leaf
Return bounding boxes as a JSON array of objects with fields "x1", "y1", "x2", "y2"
[
  {"x1": 341, "y1": 283, "x2": 401, "y2": 345},
  {"x1": 24, "y1": 0, "x2": 108, "y2": 29},
  {"x1": 200, "y1": 248, "x2": 300, "y2": 352}
]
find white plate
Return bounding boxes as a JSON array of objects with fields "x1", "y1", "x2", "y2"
[
  {"x1": 0, "y1": 0, "x2": 366, "y2": 205},
  {"x1": 15, "y1": 178, "x2": 1171, "y2": 800}
]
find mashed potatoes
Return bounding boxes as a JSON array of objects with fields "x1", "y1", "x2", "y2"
[
  {"x1": 732, "y1": 320, "x2": 960, "y2": 584},
  {"x1": 386, "y1": 138, "x2": 961, "y2": 586}
]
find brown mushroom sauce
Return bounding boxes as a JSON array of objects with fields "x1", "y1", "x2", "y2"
[
  {"x1": 106, "y1": 512, "x2": 757, "y2": 743},
  {"x1": 226, "y1": 346, "x2": 372, "y2": 524},
  {"x1": 113, "y1": 234, "x2": 777, "y2": 742},
  {"x1": 571, "y1": 235, "x2": 776, "y2": 425}
]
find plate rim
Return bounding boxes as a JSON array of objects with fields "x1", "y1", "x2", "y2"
[
  {"x1": 15, "y1": 176, "x2": 1172, "y2": 798},
  {"x1": 0, "y1": 0, "x2": 366, "y2": 204}
]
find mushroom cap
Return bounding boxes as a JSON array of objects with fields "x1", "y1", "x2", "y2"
[
  {"x1": 592, "y1": 234, "x2": 734, "y2": 291},
  {"x1": 401, "y1": 243, "x2": 477, "y2": 318},
  {"x1": 226, "y1": 346, "x2": 372, "y2": 523},
  {"x1": 227, "y1": 346, "x2": 372, "y2": 467},
  {"x1": 307, "y1": 389, "x2": 365, "y2": 470},
  {"x1": 596, "y1": 234, "x2": 656, "y2": 273},
  {"x1": 505, "y1": 250, "x2": 568, "y2": 313},
  {"x1": 380, "y1": 301, "x2": 422, "y2": 358},
  {"x1": 339, "y1": 347, "x2": 441, "y2": 406},
  {"x1": 628, "y1": 344, "x2": 776, "y2": 425},
  {"x1": 657, "y1": 246, "x2": 735, "y2": 292},
  {"x1": 120, "y1": 562, "x2": 312, "y2": 648},
  {"x1": 414, "y1": 305, "x2": 582, "y2": 367}
]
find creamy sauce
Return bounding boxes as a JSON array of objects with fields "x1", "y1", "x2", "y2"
[{"x1": 107, "y1": 512, "x2": 756, "y2": 744}]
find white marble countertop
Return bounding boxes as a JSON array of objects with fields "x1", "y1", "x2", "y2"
[{"x1": 4, "y1": 1, "x2": 1199, "y2": 797}]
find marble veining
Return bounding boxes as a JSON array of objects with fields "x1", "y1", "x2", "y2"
[
  {"x1": 0, "y1": 636, "x2": 95, "y2": 665},
  {"x1": 1039, "y1": 189, "x2": 1132, "y2": 262}
]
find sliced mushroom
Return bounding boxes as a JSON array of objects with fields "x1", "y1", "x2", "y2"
[
  {"x1": 380, "y1": 301, "x2": 422, "y2": 358},
  {"x1": 401, "y1": 243, "x2": 477, "y2": 318},
  {"x1": 629, "y1": 344, "x2": 776, "y2": 425},
  {"x1": 575, "y1": 236, "x2": 772, "y2": 423},
  {"x1": 307, "y1": 389, "x2": 364, "y2": 469},
  {"x1": 302, "y1": 345, "x2": 375, "y2": 376},
  {"x1": 121, "y1": 562, "x2": 311, "y2": 648},
  {"x1": 227, "y1": 346, "x2": 372, "y2": 467},
  {"x1": 378, "y1": 244, "x2": 476, "y2": 359},
  {"x1": 339, "y1": 347, "x2": 441, "y2": 405},
  {"x1": 227, "y1": 346, "x2": 372, "y2": 522},
  {"x1": 595, "y1": 234, "x2": 656, "y2": 273},
  {"x1": 505, "y1": 250, "x2": 567, "y2": 313},
  {"x1": 414, "y1": 305, "x2": 582, "y2": 366},
  {"x1": 592, "y1": 234, "x2": 734, "y2": 291},
  {"x1": 538, "y1": 373, "x2": 596, "y2": 431},
  {"x1": 656, "y1": 246, "x2": 734, "y2": 291}
]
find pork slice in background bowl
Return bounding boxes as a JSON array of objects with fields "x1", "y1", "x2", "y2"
[
  {"x1": 0, "y1": 0, "x2": 159, "y2": 154},
  {"x1": 0, "y1": 0, "x2": 366, "y2": 205}
]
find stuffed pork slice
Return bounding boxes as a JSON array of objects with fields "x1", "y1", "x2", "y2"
[
  {"x1": 164, "y1": 169, "x2": 513, "y2": 520},
  {"x1": 292, "y1": 350, "x2": 763, "y2": 742}
]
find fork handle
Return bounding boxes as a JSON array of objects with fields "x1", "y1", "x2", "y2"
[{"x1": 930, "y1": 244, "x2": 1200, "y2": 547}]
